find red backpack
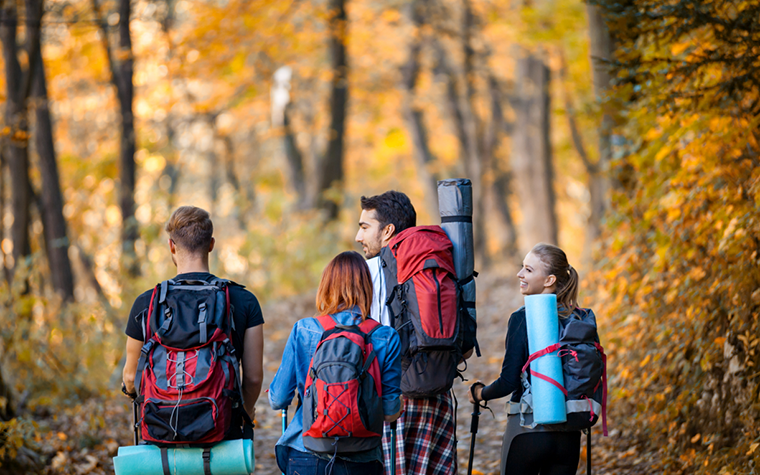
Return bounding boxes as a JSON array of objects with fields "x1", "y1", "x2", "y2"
[
  {"x1": 380, "y1": 226, "x2": 462, "y2": 397},
  {"x1": 302, "y1": 315, "x2": 384, "y2": 453},
  {"x1": 134, "y1": 279, "x2": 249, "y2": 445}
]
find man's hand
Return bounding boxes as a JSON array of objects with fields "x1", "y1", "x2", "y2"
[{"x1": 121, "y1": 382, "x2": 137, "y2": 400}]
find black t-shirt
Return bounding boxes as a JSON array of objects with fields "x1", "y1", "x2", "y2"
[{"x1": 124, "y1": 272, "x2": 264, "y2": 357}]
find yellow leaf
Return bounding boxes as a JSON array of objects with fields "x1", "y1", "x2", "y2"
[
  {"x1": 714, "y1": 337, "x2": 726, "y2": 347},
  {"x1": 747, "y1": 443, "x2": 759, "y2": 455},
  {"x1": 691, "y1": 433, "x2": 701, "y2": 443}
]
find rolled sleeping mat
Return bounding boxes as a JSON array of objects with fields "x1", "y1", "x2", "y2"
[
  {"x1": 524, "y1": 294, "x2": 567, "y2": 425},
  {"x1": 113, "y1": 439, "x2": 254, "y2": 475},
  {"x1": 438, "y1": 178, "x2": 479, "y2": 356},
  {"x1": 437, "y1": 178, "x2": 474, "y2": 279}
]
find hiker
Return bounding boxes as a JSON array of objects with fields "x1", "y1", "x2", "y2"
[
  {"x1": 469, "y1": 243, "x2": 587, "y2": 475},
  {"x1": 356, "y1": 191, "x2": 465, "y2": 475},
  {"x1": 268, "y1": 251, "x2": 403, "y2": 475},
  {"x1": 121, "y1": 206, "x2": 264, "y2": 440}
]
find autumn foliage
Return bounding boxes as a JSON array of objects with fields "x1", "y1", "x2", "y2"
[{"x1": 589, "y1": 0, "x2": 760, "y2": 472}]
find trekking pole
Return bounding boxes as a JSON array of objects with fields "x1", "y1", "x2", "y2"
[
  {"x1": 467, "y1": 383, "x2": 485, "y2": 475},
  {"x1": 131, "y1": 399, "x2": 139, "y2": 445},
  {"x1": 281, "y1": 408, "x2": 288, "y2": 475},
  {"x1": 390, "y1": 420, "x2": 397, "y2": 475},
  {"x1": 467, "y1": 400, "x2": 480, "y2": 475},
  {"x1": 586, "y1": 428, "x2": 592, "y2": 475}
]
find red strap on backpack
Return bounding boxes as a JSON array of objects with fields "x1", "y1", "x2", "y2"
[
  {"x1": 144, "y1": 285, "x2": 159, "y2": 341},
  {"x1": 522, "y1": 342, "x2": 609, "y2": 437},
  {"x1": 316, "y1": 315, "x2": 337, "y2": 332},
  {"x1": 316, "y1": 315, "x2": 381, "y2": 333}
]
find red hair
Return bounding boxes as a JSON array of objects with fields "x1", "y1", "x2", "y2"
[{"x1": 315, "y1": 251, "x2": 373, "y2": 319}]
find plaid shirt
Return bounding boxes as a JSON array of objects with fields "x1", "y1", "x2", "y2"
[{"x1": 382, "y1": 393, "x2": 457, "y2": 475}]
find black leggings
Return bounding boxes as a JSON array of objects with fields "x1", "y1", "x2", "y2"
[{"x1": 504, "y1": 431, "x2": 581, "y2": 475}]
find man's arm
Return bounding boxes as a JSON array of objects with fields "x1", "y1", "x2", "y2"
[
  {"x1": 241, "y1": 324, "x2": 264, "y2": 419},
  {"x1": 122, "y1": 336, "x2": 143, "y2": 394}
]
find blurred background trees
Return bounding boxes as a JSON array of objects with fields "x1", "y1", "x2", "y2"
[{"x1": 0, "y1": 0, "x2": 757, "y2": 472}]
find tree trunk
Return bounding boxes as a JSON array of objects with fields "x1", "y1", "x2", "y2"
[
  {"x1": 92, "y1": 0, "x2": 138, "y2": 275},
  {"x1": 31, "y1": 49, "x2": 75, "y2": 301},
  {"x1": 1, "y1": 0, "x2": 41, "y2": 277},
  {"x1": 586, "y1": 3, "x2": 614, "y2": 245},
  {"x1": 0, "y1": 150, "x2": 8, "y2": 284},
  {"x1": 401, "y1": 0, "x2": 440, "y2": 219},
  {"x1": 511, "y1": 49, "x2": 558, "y2": 249},
  {"x1": 484, "y1": 75, "x2": 518, "y2": 258},
  {"x1": 315, "y1": 0, "x2": 348, "y2": 220},
  {"x1": 458, "y1": 0, "x2": 485, "y2": 264},
  {"x1": 117, "y1": 0, "x2": 138, "y2": 275},
  {"x1": 282, "y1": 103, "x2": 308, "y2": 209}
]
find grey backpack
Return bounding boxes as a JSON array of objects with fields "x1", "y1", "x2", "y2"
[{"x1": 514, "y1": 308, "x2": 608, "y2": 435}]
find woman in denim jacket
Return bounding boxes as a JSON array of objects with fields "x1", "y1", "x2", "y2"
[{"x1": 269, "y1": 251, "x2": 403, "y2": 475}]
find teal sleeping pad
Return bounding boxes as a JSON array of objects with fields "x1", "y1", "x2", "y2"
[{"x1": 113, "y1": 439, "x2": 254, "y2": 475}]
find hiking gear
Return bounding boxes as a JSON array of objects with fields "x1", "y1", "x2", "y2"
[
  {"x1": 134, "y1": 278, "x2": 249, "y2": 445},
  {"x1": 381, "y1": 393, "x2": 458, "y2": 475},
  {"x1": 132, "y1": 400, "x2": 139, "y2": 446},
  {"x1": 516, "y1": 305, "x2": 608, "y2": 435},
  {"x1": 390, "y1": 420, "x2": 397, "y2": 475},
  {"x1": 467, "y1": 398, "x2": 480, "y2": 475},
  {"x1": 380, "y1": 226, "x2": 461, "y2": 397},
  {"x1": 524, "y1": 294, "x2": 567, "y2": 425},
  {"x1": 302, "y1": 315, "x2": 384, "y2": 454},
  {"x1": 438, "y1": 178, "x2": 480, "y2": 357},
  {"x1": 281, "y1": 408, "x2": 288, "y2": 475},
  {"x1": 586, "y1": 428, "x2": 591, "y2": 475},
  {"x1": 113, "y1": 438, "x2": 255, "y2": 475}
]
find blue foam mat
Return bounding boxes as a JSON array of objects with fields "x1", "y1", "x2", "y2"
[
  {"x1": 113, "y1": 439, "x2": 254, "y2": 475},
  {"x1": 525, "y1": 294, "x2": 567, "y2": 425}
]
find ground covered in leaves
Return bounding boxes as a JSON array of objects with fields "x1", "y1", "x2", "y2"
[{"x1": 7, "y1": 269, "x2": 648, "y2": 474}]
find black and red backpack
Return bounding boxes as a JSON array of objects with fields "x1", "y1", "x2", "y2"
[
  {"x1": 134, "y1": 278, "x2": 249, "y2": 445},
  {"x1": 380, "y1": 226, "x2": 470, "y2": 397},
  {"x1": 302, "y1": 315, "x2": 384, "y2": 453}
]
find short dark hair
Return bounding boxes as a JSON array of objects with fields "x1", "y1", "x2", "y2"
[
  {"x1": 360, "y1": 191, "x2": 416, "y2": 236},
  {"x1": 165, "y1": 206, "x2": 214, "y2": 254}
]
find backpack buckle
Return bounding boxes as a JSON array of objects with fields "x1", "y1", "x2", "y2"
[{"x1": 141, "y1": 339, "x2": 156, "y2": 355}]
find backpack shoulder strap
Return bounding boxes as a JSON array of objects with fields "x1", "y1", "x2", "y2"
[
  {"x1": 208, "y1": 277, "x2": 245, "y2": 289},
  {"x1": 358, "y1": 317, "x2": 381, "y2": 335},
  {"x1": 316, "y1": 315, "x2": 337, "y2": 332}
]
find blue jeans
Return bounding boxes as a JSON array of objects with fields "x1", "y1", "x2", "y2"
[{"x1": 285, "y1": 448, "x2": 383, "y2": 475}]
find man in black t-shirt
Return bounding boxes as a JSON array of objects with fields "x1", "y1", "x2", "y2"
[{"x1": 122, "y1": 206, "x2": 264, "y2": 438}]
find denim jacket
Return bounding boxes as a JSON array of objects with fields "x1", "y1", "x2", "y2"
[{"x1": 268, "y1": 307, "x2": 402, "y2": 469}]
